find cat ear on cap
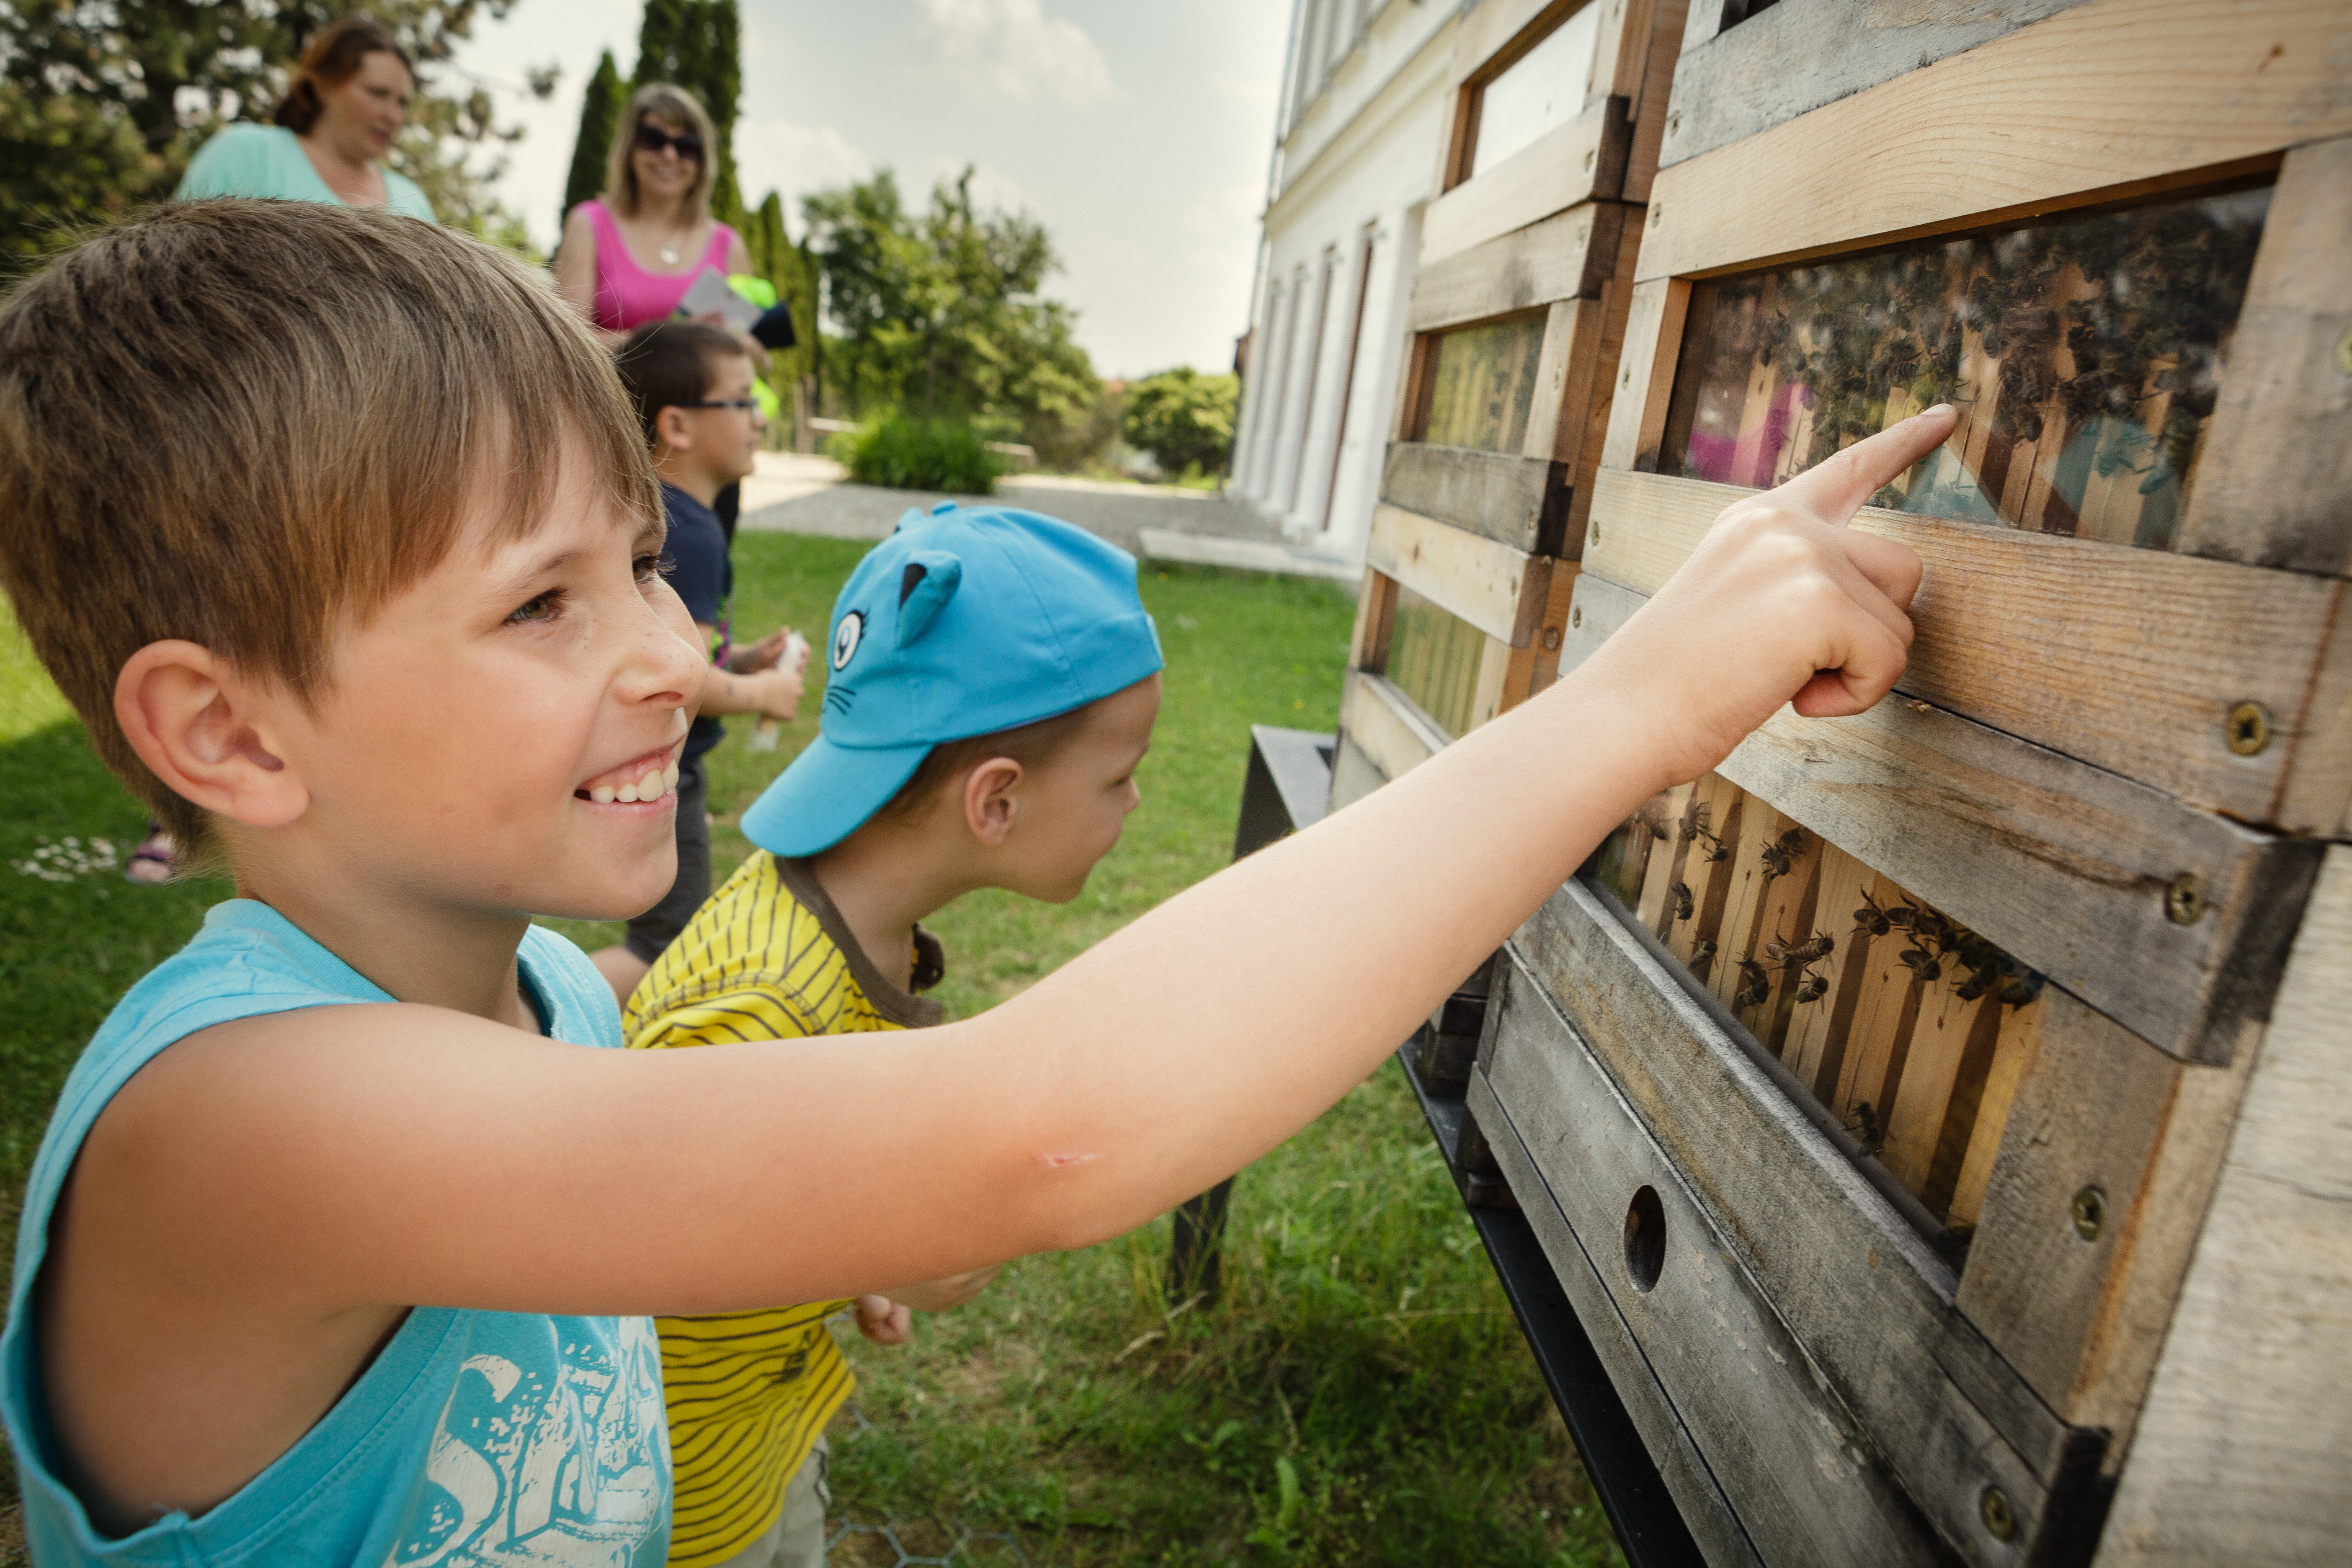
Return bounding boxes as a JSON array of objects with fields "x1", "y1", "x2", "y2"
[{"x1": 895, "y1": 551, "x2": 964, "y2": 647}]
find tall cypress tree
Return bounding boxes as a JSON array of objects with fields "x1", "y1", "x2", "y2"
[
  {"x1": 633, "y1": 0, "x2": 742, "y2": 230},
  {"x1": 559, "y1": 48, "x2": 622, "y2": 230}
]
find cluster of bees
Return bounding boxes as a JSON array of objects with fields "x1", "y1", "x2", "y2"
[{"x1": 1663, "y1": 812, "x2": 2046, "y2": 1017}]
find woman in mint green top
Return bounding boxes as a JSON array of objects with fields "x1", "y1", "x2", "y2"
[{"x1": 176, "y1": 15, "x2": 436, "y2": 222}]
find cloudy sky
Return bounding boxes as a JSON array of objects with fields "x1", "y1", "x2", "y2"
[{"x1": 450, "y1": 0, "x2": 1292, "y2": 378}]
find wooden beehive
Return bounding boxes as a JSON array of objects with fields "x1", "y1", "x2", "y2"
[
  {"x1": 1329, "y1": 0, "x2": 1686, "y2": 805},
  {"x1": 1346, "y1": 2, "x2": 2352, "y2": 1564}
]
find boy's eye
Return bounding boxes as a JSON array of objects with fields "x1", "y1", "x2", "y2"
[{"x1": 507, "y1": 590, "x2": 563, "y2": 625}]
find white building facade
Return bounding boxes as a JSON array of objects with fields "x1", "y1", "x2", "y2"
[{"x1": 1228, "y1": 0, "x2": 1462, "y2": 564}]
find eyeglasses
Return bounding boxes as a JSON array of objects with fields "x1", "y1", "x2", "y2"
[
  {"x1": 634, "y1": 123, "x2": 704, "y2": 161},
  {"x1": 679, "y1": 398, "x2": 758, "y2": 412}
]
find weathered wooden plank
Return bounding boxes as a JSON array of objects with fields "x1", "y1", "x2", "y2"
[
  {"x1": 1366, "y1": 503, "x2": 1553, "y2": 647},
  {"x1": 1478, "y1": 971, "x2": 1957, "y2": 1567},
  {"x1": 1464, "y1": 1065, "x2": 1767, "y2": 1568},
  {"x1": 1344, "y1": 568, "x2": 1396, "y2": 674},
  {"x1": 1522, "y1": 299, "x2": 1604, "y2": 466},
  {"x1": 1407, "y1": 204, "x2": 1626, "y2": 333},
  {"x1": 1955, "y1": 997, "x2": 2184, "y2": 1420},
  {"x1": 1568, "y1": 567, "x2": 2322, "y2": 1064},
  {"x1": 1658, "y1": 0, "x2": 2096, "y2": 170},
  {"x1": 2093, "y1": 848, "x2": 2352, "y2": 1565},
  {"x1": 1326, "y1": 730, "x2": 1386, "y2": 812},
  {"x1": 1500, "y1": 897, "x2": 2092, "y2": 1563},
  {"x1": 2174, "y1": 136, "x2": 2352, "y2": 577},
  {"x1": 1421, "y1": 97, "x2": 1631, "y2": 266},
  {"x1": 1638, "y1": 0, "x2": 2352, "y2": 283},
  {"x1": 1559, "y1": 213, "x2": 1646, "y2": 545},
  {"x1": 2276, "y1": 589, "x2": 2352, "y2": 841},
  {"x1": 1595, "y1": 277, "x2": 1688, "y2": 474},
  {"x1": 1513, "y1": 561, "x2": 1580, "y2": 704},
  {"x1": 1582, "y1": 467, "x2": 2343, "y2": 826},
  {"x1": 1613, "y1": 0, "x2": 1687, "y2": 203},
  {"x1": 1338, "y1": 670, "x2": 1442, "y2": 786},
  {"x1": 1379, "y1": 444, "x2": 1565, "y2": 556}
]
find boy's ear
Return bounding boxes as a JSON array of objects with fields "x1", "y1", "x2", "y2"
[
  {"x1": 654, "y1": 404, "x2": 696, "y2": 455},
  {"x1": 114, "y1": 642, "x2": 309, "y2": 830},
  {"x1": 961, "y1": 756, "x2": 1025, "y2": 848}
]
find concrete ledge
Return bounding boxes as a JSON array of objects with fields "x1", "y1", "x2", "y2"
[{"x1": 1137, "y1": 528, "x2": 1363, "y2": 583}]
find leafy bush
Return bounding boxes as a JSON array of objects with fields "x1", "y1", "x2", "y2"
[
  {"x1": 1122, "y1": 366, "x2": 1240, "y2": 478},
  {"x1": 832, "y1": 415, "x2": 1002, "y2": 494}
]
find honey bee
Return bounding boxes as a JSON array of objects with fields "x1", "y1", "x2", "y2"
[
  {"x1": 1689, "y1": 938, "x2": 1719, "y2": 978},
  {"x1": 1852, "y1": 891, "x2": 1893, "y2": 938},
  {"x1": 1954, "y1": 952, "x2": 2012, "y2": 1002},
  {"x1": 1767, "y1": 929, "x2": 1835, "y2": 967},
  {"x1": 1792, "y1": 972, "x2": 1829, "y2": 1004},
  {"x1": 2000, "y1": 971, "x2": 2045, "y2": 1009},
  {"x1": 1733, "y1": 957, "x2": 1771, "y2": 1009},
  {"x1": 1671, "y1": 882, "x2": 1695, "y2": 922},
  {"x1": 1758, "y1": 826, "x2": 1807, "y2": 881},
  {"x1": 1844, "y1": 1100, "x2": 1885, "y2": 1158},
  {"x1": 1898, "y1": 947, "x2": 1942, "y2": 984}
]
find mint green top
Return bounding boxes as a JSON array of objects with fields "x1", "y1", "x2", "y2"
[{"x1": 176, "y1": 121, "x2": 437, "y2": 222}]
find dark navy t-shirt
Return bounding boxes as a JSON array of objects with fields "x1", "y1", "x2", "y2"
[{"x1": 662, "y1": 482, "x2": 732, "y2": 764}]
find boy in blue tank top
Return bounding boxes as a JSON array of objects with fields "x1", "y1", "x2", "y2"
[{"x1": 0, "y1": 199, "x2": 1948, "y2": 1563}]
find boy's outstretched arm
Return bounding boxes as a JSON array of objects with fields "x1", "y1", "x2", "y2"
[{"x1": 79, "y1": 411, "x2": 1950, "y2": 1326}]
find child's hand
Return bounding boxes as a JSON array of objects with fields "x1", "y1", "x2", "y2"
[
  {"x1": 726, "y1": 627, "x2": 790, "y2": 674},
  {"x1": 852, "y1": 1294, "x2": 913, "y2": 1345},
  {"x1": 888, "y1": 1264, "x2": 1002, "y2": 1314},
  {"x1": 1586, "y1": 405, "x2": 1952, "y2": 789},
  {"x1": 745, "y1": 664, "x2": 804, "y2": 722}
]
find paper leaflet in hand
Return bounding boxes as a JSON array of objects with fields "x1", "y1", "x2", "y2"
[{"x1": 677, "y1": 267, "x2": 763, "y2": 333}]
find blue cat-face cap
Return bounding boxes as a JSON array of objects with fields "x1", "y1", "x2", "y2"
[{"x1": 739, "y1": 503, "x2": 1164, "y2": 858}]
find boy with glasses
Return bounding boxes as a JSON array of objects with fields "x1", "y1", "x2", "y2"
[{"x1": 596, "y1": 320, "x2": 807, "y2": 1000}]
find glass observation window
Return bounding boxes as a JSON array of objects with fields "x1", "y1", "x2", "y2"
[
  {"x1": 1468, "y1": 3, "x2": 1602, "y2": 176},
  {"x1": 1419, "y1": 310, "x2": 1548, "y2": 454},
  {"x1": 1662, "y1": 186, "x2": 2271, "y2": 549},
  {"x1": 1385, "y1": 585, "x2": 1486, "y2": 740}
]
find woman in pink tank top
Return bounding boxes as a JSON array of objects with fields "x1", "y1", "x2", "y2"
[{"x1": 555, "y1": 83, "x2": 750, "y2": 343}]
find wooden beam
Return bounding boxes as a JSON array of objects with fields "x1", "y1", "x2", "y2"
[
  {"x1": 1612, "y1": 0, "x2": 1688, "y2": 203},
  {"x1": 1339, "y1": 670, "x2": 1443, "y2": 785},
  {"x1": 1408, "y1": 204, "x2": 1625, "y2": 333},
  {"x1": 1326, "y1": 730, "x2": 1386, "y2": 812},
  {"x1": 2174, "y1": 135, "x2": 2352, "y2": 577},
  {"x1": 1420, "y1": 97, "x2": 1631, "y2": 267},
  {"x1": 1658, "y1": 0, "x2": 2095, "y2": 170},
  {"x1": 2092, "y1": 848, "x2": 2352, "y2": 1562},
  {"x1": 1475, "y1": 980, "x2": 1961, "y2": 1567},
  {"x1": 1379, "y1": 444, "x2": 1568, "y2": 556},
  {"x1": 1345, "y1": 567, "x2": 1397, "y2": 673},
  {"x1": 1452, "y1": 0, "x2": 1587, "y2": 90},
  {"x1": 1595, "y1": 277, "x2": 1689, "y2": 474},
  {"x1": 1366, "y1": 503, "x2": 1554, "y2": 647},
  {"x1": 1500, "y1": 890, "x2": 2103, "y2": 1563},
  {"x1": 1583, "y1": 468, "x2": 2344, "y2": 828},
  {"x1": 1464, "y1": 1063, "x2": 1767, "y2": 1568},
  {"x1": 1637, "y1": 0, "x2": 2352, "y2": 283},
  {"x1": 1521, "y1": 299, "x2": 1603, "y2": 464},
  {"x1": 1564, "y1": 570, "x2": 2321, "y2": 1066}
]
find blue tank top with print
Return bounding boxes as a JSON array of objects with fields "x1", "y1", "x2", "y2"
[{"x1": 1, "y1": 901, "x2": 671, "y2": 1566}]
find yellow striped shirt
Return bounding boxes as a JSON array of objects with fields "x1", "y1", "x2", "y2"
[{"x1": 624, "y1": 851, "x2": 942, "y2": 1568}]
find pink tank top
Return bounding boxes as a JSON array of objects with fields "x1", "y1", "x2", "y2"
[{"x1": 580, "y1": 198, "x2": 740, "y2": 332}]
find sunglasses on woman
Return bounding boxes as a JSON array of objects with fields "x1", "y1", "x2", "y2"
[{"x1": 634, "y1": 123, "x2": 704, "y2": 161}]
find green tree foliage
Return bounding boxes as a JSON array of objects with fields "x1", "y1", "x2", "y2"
[
  {"x1": 560, "y1": 48, "x2": 622, "y2": 230},
  {"x1": 0, "y1": 1, "x2": 549, "y2": 266},
  {"x1": 801, "y1": 167, "x2": 1103, "y2": 462},
  {"x1": 632, "y1": 0, "x2": 742, "y2": 228},
  {"x1": 739, "y1": 189, "x2": 819, "y2": 391},
  {"x1": 1122, "y1": 366, "x2": 1240, "y2": 477}
]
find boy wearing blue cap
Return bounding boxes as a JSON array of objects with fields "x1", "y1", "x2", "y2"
[{"x1": 624, "y1": 502, "x2": 1166, "y2": 1568}]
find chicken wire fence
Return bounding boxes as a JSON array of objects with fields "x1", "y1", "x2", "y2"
[{"x1": 820, "y1": 1404, "x2": 1060, "y2": 1568}]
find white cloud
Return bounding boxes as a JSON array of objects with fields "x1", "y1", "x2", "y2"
[
  {"x1": 732, "y1": 121, "x2": 874, "y2": 225},
  {"x1": 926, "y1": 158, "x2": 1039, "y2": 217},
  {"x1": 910, "y1": 0, "x2": 1116, "y2": 104}
]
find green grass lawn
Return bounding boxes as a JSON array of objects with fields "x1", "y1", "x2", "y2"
[{"x1": 0, "y1": 534, "x2": 1623, "y2": 1565}]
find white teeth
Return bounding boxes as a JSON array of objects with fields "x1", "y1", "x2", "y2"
[
  {"x1": 640, "y1": 769, "x2": 664, "y2": 798},
  {"x1": 664, "y1": 762, "x2": 680, "y2": 789},
  {"x1": 591, "y1": 785, "x2": 616, "y2": 805},
  {"x1": 616, "y1": 782, "x2": 640, "y2": 804}
]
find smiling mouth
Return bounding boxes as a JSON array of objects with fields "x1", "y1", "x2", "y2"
[{"x1": 575, "y1": 746, "x2": 681, "y2": 806}]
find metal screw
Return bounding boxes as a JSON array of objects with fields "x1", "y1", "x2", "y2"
[
  {"x1": 2226, "y1": 700, "x2": 2272, "y2": 756},
  {"x1": 1981, "y1": 1485, "x2": 2018, "y2": 1542},
  {"x1": 1651, "y1": 204, "x2": 1664, "y2": 228},
  {"x1": 1589, "y1": 521, "x2": 1601, "y2": 547},
  {"x1": 1571, "y1": 606, "x2": 1583, "y2": 630},
  {"x1": 1621, "y1": 366, "x2": 1632, "y2": 387},
  {"x1": 2165, "y1": 874, "x2": 2205, "y2": 926},
  {"x1": 2072, "y1": 1185, "x2": 2107, "y2": 1241},
  {"x1": 1583, "y1": 147, "x2": 1596, "y2": 171},
  {"x1": 1543, "y1": 626, "x2": 1562, "y2": 651},
  {"x1": 2337, "y1": 323, "x2": 2352, "y2": 378},
  {"x1": 1668, "y1": 110, "x2": 1681, "y2": 134},
  {"x1": 1526, "y1": 508, "x2": 1538, "y2": 530}
]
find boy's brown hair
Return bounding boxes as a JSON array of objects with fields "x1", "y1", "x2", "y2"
[
  {"x1": 0, "y1": 199, "x2": 660, "y2": 857},
  {"x1": 613, "y1": 320, "x2": 748, "y2": 448}
]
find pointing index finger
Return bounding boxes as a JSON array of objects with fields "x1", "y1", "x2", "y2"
[{"x1": 1774, "y1": 405, "x2": 1958, "y2": 527}]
